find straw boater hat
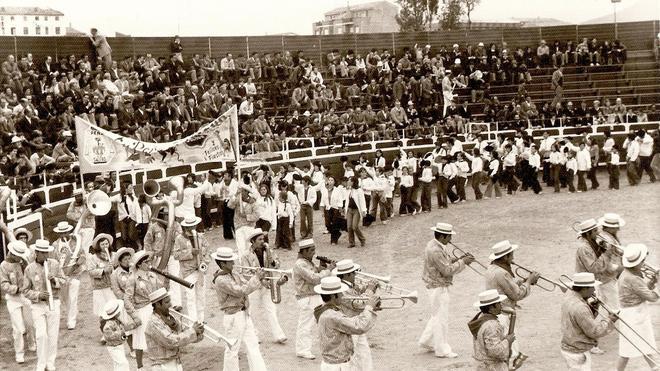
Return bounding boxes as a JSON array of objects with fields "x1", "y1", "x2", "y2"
[
  {"x1": 598, "y1": 213, "x2": 626, "y2": 228},
  {"x1": 314, "y1": 276, "x2": 349, "y2": 295},
  {"x1": 430, "y1": 222, "x2": 456, "y2": 235},
  {"x1": 7, "y1": 240, "x2": 29, "y2": 261},
  {"x1": 180, "y1": 216, "x2": 202, "y2": 228},
  {"x1": 93, "y1": 233, "x2": 114, "y2": 249},
  {"x1": 332, "y1": 259, "x2": 361, "y2": 276},
  {"x1": 13, "y1": 227, "x2": 33, "y2": 241},
  {"x1": 567, "y1": 272, "x2": 601, "y2": 288},
  {"x1": 576, "y1": 218, "x2": 599, "y2": 236},
  {"x1": 31, "y1": 239, "x2": 54, "y2": 253},
  {"x1": 489, "y1": 240, "x2": 519, "y2": 261},
  {"x1": 245, "y1": 227, "x2": 266, "y2": 243},
  {"x1": 101, "y1": 299, "x2": 124, "y2": 320},
  {"x1": 130, "y1": 250, "x2": 151, "y2": 268},
  {"x1": 622, "y1": 244, "x2": 648, "y2": 268},
  {"x1": 53, "y1": 221, "x2": 74, "y2": 234},
  {"x1": 112, "y1": 247, "x2": 135, "y2": 267},
  {"x1": 149, "y1": 287, "x2": 169, "y2": 304},
  {"x1": 473, "y1": 289, "x2": 507, "y2": 308},
  {"x1": 298, "y1": 239, "x2": 315, "y2": 251},
  {"x1": 211, "y1": 247, "x2": 238, "y2": 262}
]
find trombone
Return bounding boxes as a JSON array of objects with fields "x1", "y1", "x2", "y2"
[
  {"x1": 169, "y1": 309, "x2": 238, "y2": 348},
  {"x1": 512, "y1": 263, "x2": 567, "y2": 293},
  {"x1": 344, "y1": 292, "x2": 418, "y2": 310},
  {"x1": 237, "y1": 266, "x2": 293, "y2": 277},
  {"x1": 449, "y1": 242, "x2": 487, "y2": 277},
  {"x1": 594, "y1": 236, "x2": 658, "y2": 280},
  {"x1": 355, "y1": 271, "x2": 391, "y2": 283}
]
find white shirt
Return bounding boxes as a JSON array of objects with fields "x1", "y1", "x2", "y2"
[
  {"x1": 442, "y1": 163, "x2": 457, "y2": 179},
  {"x1": 488, "y1": 159, "x2": 500, "y2": 177},
  {"x1": 400, "y1": 174, "x2": 414, "y2": 188},
  {"x1": 566, "y1": 158, "x2": 578, "y2": 173},
  {"x1": 297, "y1": 186, "x2": 317, "y2": 206},
  {"x1": 239, "y1": 100, "x2": 253, "y2": 116},
  {"x1": 419, "y1": 167, "x2": 433, "y2": 183},
  {"x1": 539, "y1": 137, "x2": 555, "y2": 156},
  {"x1": 626, "y1": 140, "x2": 640, "y2": 161},
  {"x1": 374, "y1": 156, "x2": 386, "y2": 169},
  {"x1": 576, "y1": 149, "x2": 591, "y2": 171},
  {"x1": 173, "y1": 183, "x2": 210, "y2": 219},
  {"x1": 639, "y1": 135, "x2": 653, "y2": 157},
  {"x1": 450, "y1": 141, "x2": 463, "y2": 156},
  {"x1": 456, "y1": 161, "x2": 470, "y2": 177},
  {"x1": 602, "y1": 138, "x2": 615, "y2": 153},
  {"x1": 529, "y1": 153, "x2": 541, "y2": 170}
]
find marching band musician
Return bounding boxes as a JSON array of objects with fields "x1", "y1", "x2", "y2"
[
  {"x1": 418, "y1": 222, "x2": 474, "y2": 359},
  {"x1": 126, "y1": 250, "x2": 162, "y2": 371},
  {"x1": 22, "y1": 239, "x2": 66, "y2": 371},
  {"x1": 332, "y1": 259, "x2": 378, "y2": 371},
  {"x1": 52, "y1": 221, "x2": 86, "y2": 330},
  {"x1": 88, "y1": 234, "x2": 118, "y2": 325},
  {"x1": 598, "y1": 213, "x2": 625, "y2": 246},
  {"x1": 239, "y1": 227, "x2": 288, "y2": 344},
  {"x1": 294, "y1": 238, "x2": 336, "y2": 360},
  {"x1": 144, "y1": 207, "x2": 184, "y2": 309},
  {"x1": 468, "y1": 289, "x2": 515, "y2": 371},
  {"x1": 485, "y1": 240, "x2": 539, "y2": 368},
  {"x1": 314, "y1": 276, "x2": 379, "y2": 371},
  {"x1": 66, "y1": 189, "x2": 96, "y2": 254},
  {"x1": 100, "y1": 299, "x2": 130, "y2": 371},
  {"x1": 110, "y1": 247, "x2": 137, "y2": 357},
  {"x1": 616, "y1": 244, "x2": 660, "y2": 371},
  {"x1": 173, "y1": 215, "x2": 210, "y2": 322},
  {"x1": 560, "y1": 272, "x2": 617, "y2": 370},
  {"x1": 212, "y1": 247, "x2": 268, "y2": 371},
  {"x1": 145, "y1": 287, "x2": 204, "y2": 371},
  {"x1": 0, "y1": 240, "x2": 35, "y2": 364},
  {"x1": 574, "y1": 218, "x2": 622, "y2": 354}
]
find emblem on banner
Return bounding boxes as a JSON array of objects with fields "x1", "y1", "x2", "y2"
[{"x1": 84, "y1": 129, "x2": 117, "y2": 165}]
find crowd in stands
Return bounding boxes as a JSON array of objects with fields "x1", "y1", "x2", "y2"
[{"x1": 0, "y1": 33, "x2": 656, "y2": 203}]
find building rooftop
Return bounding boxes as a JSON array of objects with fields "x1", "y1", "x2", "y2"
[
  {"x1": 324, "y1": 1, "x2": 397, "y2": 16},
  {"x1": 0, "y1": 7, "x2": 64, "y2": 16}
]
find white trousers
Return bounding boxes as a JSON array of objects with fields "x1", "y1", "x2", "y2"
[
  {"x1": 62, "y1": 277, "x2": 80, "y2": 328},
  {"x1": 418, "y1": 286, "x2": 452, "y2": 356},
  {"x1": 351, "y1": 334, "x2": 373, "y2": 371},
  {"x1": 296, "y1": 295, "x2": 322, "y2": 355},
  {"x1": 5, "y1": 294, "x2": 32, "y2": 359},
  {"x1": 106, "y1": 344, "x2": 130, "y2": 371},
  {"x1": 168, "y1": 258, "x2": 182, "y2": 307},
  {"x1": 152, "y1": 359, "x2": 183, "y2": 371},
  {"x1": 560, "y1": 349, "x2": 592, "y2": 370},
  {"x1": 597, "y1": 280, "x2": 619, "y2": 312},
  {"x1": 93, "y1": 287, "x2": 117, "y2": 316},
  {"x1": 32, "y1": 300, "x2": 61, "y2": 371},
  {"x1": 248, "y1": 286, "x2": 286, "y2": 341},
  {"x1": 183, "y1": 271, "x2": 206, "y2": 322},
  {"x1": 321, "y1": 361, "x2": 354, "y2": 371},
  {"x1": 222, "y1": 310, "x2": 267, "y2": 371}
]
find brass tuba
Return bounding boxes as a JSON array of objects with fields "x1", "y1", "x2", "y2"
[
  {"x1": 86, "y1": 190, "x2": 112, "y2": 216},
  {"x1": 143, "y1": 176, "x2": 185, "y2": 271}
]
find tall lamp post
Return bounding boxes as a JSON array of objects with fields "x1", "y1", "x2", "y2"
[{"x1": 611, "y1": 0, "x2": 621, "y2": 39}]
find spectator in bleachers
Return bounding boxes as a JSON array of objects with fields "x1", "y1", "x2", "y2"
[{"x1": 536, "y1": 40, "x2": 551, "y2": 68}]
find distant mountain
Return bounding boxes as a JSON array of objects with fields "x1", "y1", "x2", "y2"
[{"x1": 581, "y1": 0, "x2": 660, "y2": 24}]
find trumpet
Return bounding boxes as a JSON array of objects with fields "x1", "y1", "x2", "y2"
[
  {"x1": 169, "y1": 309, "x2": 238, "y2": 348},
  {"x1": 449, "y1": 242, "x2": 487, "y2": 277},
  {"x1": 237, "y1": 265, "x2": 293, "y2": 276},
  {"x1": 512, "y1": 263, "x2": 567, "y2": 293},
  {"x1": 355, "y1": 270, "x2": 391, "y2": 283},
  {"x1": 344, "y1": 292, "x2": 418, "y2": 310}
]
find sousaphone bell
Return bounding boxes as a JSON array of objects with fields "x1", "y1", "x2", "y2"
[{"x1": 86, "y1": 190, "x2": 112, "y2": 216}]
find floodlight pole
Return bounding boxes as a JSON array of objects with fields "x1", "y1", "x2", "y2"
[{"x1": 611, "y1": 0, "x2": 621, "y2": 39}]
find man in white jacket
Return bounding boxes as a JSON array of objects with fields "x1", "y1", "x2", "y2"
[{"x1": 576, "y1": 142, "x2": 592, "y2": 192}]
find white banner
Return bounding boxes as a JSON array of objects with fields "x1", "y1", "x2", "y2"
[{"x1": 75, "y1": 106, "x2": 239, "y2": 174}]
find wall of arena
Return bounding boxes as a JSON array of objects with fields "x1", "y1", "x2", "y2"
[{"x1": 0, "y1": 21, "x2": 656, "y2": 65}]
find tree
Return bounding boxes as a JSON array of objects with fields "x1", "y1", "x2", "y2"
[
  {"x1": 395, "y1": 0, "x2": 440, "y2": 33},
  {"x1": 461, "y1": 0, "x2": 481, "y2": 29},
  {"x1": 440, "y1": 0, "x2": 463, "y2": 31}
]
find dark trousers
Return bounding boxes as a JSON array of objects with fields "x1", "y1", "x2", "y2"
[
  {"x1": 299, "y1": 205, "x2": 313, "y2": 238},
  {"x1": 587, "y1": 167, "x2": 600, "y2": 189},
  {"x1": 552, "y1": 165, "x2": 562, "y2": 192},
  {"x1": 638, "y1": 156, "x2": 656, "y2": 182},
  {"x1": 456, "y1": 177, "x2": 467, "y2": 201},
  {"x1": 275, "y1": 217, "x2": 292, "y2": 249},
  {"x1": 328, "y1": 208, "x2": 342, "y2": 244},
  {"x1": 436, "y1": 177, "x2": 448, "y2": 208},
  {"x1": 399, "y1": 186, "x2": 418, "y2": 214},
  {"x1": 323, "y1": 207, "x2": 331, "y2": 232},
  {"x1": 201, "y1": 196, "x2": 212, "y2": 229},
  {"x1": 222, "y1": 202, "x2": 235, "y2": 240},
  {"x1": 446, "y1": 178, "x2": 459, "y2": 203},
  {"x1": 213, "y1": 198, "x2": 223, "y2": 227},
  {"x1": 542, "y1": 160, "x2": 553, "y2": 186},
  {"x1": 608, "y1": 164, "x2": 620, "y2": 189},
  {"x1": 577, "y1": 170, "x2": 588, "y2": 192},
  {"x1": 567, "y1": 170, "x2": 576, "y2": 192},
  {"x1": 420, "y1": 182, "x2": 432, "y2": 211},
  {"x1": 626, "y1": 160, "x2": 640, "y2": 185},
  {"x1": 504, "y1": 166, "x2": 520, "y2": 194},
  {"x1": 471, "y1": 172, "x2": 484, "y2": 200}
]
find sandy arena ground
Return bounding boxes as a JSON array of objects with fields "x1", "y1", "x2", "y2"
[{"x1": 1, "y1": 176, "x2": 659, "y2": 371}]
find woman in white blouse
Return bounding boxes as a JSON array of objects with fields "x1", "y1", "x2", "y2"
[
  {"x1": 241, "y1": 182, "x2": 277, "y2": 242},
  {"x1": 398, "y1": 166, "x2": 419, "y2": 215}
]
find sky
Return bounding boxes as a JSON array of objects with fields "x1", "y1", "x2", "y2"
[{"x1": 2, "y1": 0, "x2": 656, "y2": 36}]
